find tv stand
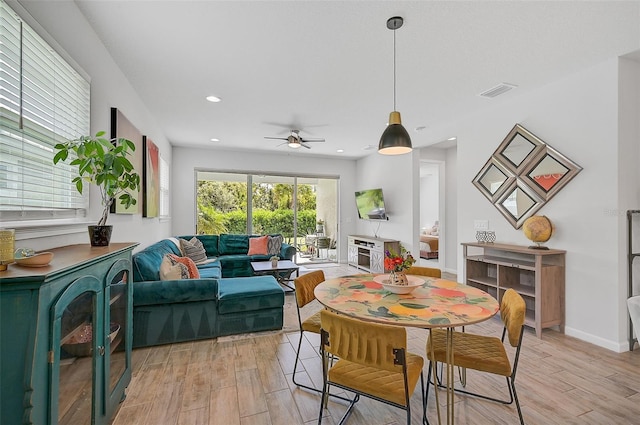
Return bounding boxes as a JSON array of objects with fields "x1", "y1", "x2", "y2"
[{"x1": 348, "y1": 235, "x2": 400, "y2": 273}]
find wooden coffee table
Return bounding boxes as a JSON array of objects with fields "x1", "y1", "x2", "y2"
[{"x1": 250, "y1": 260, "x2": 300, "y2": 291}]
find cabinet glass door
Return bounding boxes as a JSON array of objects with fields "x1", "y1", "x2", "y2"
[
  {"x1": 50, "y1": 276, "x2": 103, "y2": 425},
  {"x1": 105, "y1": 258, "x2": 131, "y2": 412}
]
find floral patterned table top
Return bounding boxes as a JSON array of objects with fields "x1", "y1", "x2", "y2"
[{"x1": 314, "y1": 274, "x2": 499, "y2": 328}]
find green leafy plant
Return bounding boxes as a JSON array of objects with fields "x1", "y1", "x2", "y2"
[{"x1": 53, "y1": 131, "x2": 141, "y2": 226}]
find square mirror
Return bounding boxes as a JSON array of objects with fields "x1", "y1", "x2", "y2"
[
  {"x1": 494, "y1": 124, "x2": 545, "y2": 173},
  {"x1": 522, "y1": 145, "x2": 582, "y2": 201},
  {"x1": 495, "y1": 180, "x2": 544, "y2": 229},
  {"x1": 472, "y1": 158, "x2": 514, "y2": 202}
]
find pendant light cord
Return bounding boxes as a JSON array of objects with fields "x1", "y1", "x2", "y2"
[{"x1": 393, "y1": 27, "x2": 397, "y2": 111}]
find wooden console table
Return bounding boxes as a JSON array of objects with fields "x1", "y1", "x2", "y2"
[
  {"x1": 462, "y1": 242, "x2": 566, "y2": 338},
  {"x1": 0, "y1": 243, "x2": 137, "y2": 425}
]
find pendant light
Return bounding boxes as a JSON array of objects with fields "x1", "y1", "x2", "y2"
[{"x1": 378, "y1": 16, "x2": 412, "y2": 155}]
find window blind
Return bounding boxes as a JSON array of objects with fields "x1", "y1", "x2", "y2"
[
  {"x1": 0, "y1": 0, "x2": 90, "y2": 221},
  {"x1": 159, "y1": 155, "x2": 170, "y2": 217}
]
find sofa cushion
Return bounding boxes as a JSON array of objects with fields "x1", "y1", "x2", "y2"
[
  {"x1": 133, "y1": 278, "x2": 219, "y2": 307},
  {"x1": 178, "y1": 235, "x2": 220, "y2": 257},
  {"x1": 218, "y1": 276, "x2": 284, "y2": 315},
  {"x1": 247, "y1": 235, "x2": 269, "y2": 255},
  {"x1": 180, "y1": 237, "x2": 208, "y2": 264},
  {"x1": 160, "y1": 255, "x2": 189, "y2": 280},
  {"x1": 168, "y1": 254, "x2": 200, "y2": 278},
  {"x1": 219, "y1": 234, "x2": 250, "y2": 255},
  {"x1": 198, "y1": 265, "x2": 222, "y2": 279},
  {"x1": 267, "y1": 235, "x2": 283, "y2": 256},
  {"x1": 133, "y1": 239, "x2": 183, "y2": 282}
]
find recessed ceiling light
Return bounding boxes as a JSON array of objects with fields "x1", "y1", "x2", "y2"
[
  {"x1": 210, "y1": 138, "x2": 220, "y2": 142},
  {"x1": 206, "y1": 95, "x2": 221, "y2": 103},
  {"x1": 336, "y1": 149, "x2": 344, "y2": 153},
  {"x1": 447, "y1": 137, "x2": 456, "y2": 141}
]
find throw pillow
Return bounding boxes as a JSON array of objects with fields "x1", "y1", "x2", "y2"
[
  {"x1": 168, "y1": 254, "x2": 200, "y2": 279},
  {"x1": 267, "y1": 234, "x2": 283, "y2": 256},
  {"x1": 247, "y1": 235, "x2": 269, "y2": 255},
  {"x1": 180, "y1": 237, "x2": 208, "y2": 264},
  {"x1": 160, "y1": 254, "x2": 189, "y2": 280}
]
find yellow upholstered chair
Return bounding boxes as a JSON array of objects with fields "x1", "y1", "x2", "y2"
[
  {"x1": 425, "y1": 288, "x2": 526, "y2": 425},
  {"x1": 292, "y1": 270, "x2": 326, "y2": 393},
  {"x1": 318, "y1": 309, "x2": 426, "y2": 425},
  {"x1": 406, "y1": 266, "x2": 441, "y2": 279}
]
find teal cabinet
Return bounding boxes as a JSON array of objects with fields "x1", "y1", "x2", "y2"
[{"x1": 0, "y1": 243, "x2": 137, "y2": 425}]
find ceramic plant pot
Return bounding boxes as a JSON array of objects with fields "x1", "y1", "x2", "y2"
[{"x1": 88, "y1": 225, "x2": 113, "y2": 247}]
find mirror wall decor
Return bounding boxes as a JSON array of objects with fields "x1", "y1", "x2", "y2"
[{"x1": 472, "y1": 124, "x2": 582, "y2": 229}]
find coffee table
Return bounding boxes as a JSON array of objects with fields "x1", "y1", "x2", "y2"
[{"x1": 250, "y1": 260, "x2": 300, "y2": 291}]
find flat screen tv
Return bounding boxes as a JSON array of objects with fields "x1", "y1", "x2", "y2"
[{"x1": 355, "y1": 188, "x2": 387, "y2": 220}]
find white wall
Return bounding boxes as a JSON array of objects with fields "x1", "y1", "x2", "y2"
[
  {"x1": 354, "y1": 152, "x2": 417, "y2": 254},
  {"x1": 452, "y1": 59, "x2": 622, "y2": 350},
  {"x1": 13, "y1": 0, "x2": 172, "y2": 251},
  {"x1": 444, "y1": 147, "x2": 458, "y2": 274},
  {"x1": 618, "y1": 56, "x2": 640, "y2": 344},
  {"x1": 171, "y1": 147, "x2": 358, "y2": 262}
]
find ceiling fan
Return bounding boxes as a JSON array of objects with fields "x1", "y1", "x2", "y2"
[{"x1": 265, "y1": 130, "x2": 325, "y2": 149}]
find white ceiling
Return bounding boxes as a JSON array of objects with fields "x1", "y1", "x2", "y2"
[{"x1": 74, "y1": 1, "x2": 640, "y2": 159}]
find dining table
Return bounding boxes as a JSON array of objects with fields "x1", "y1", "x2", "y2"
[{"x1": 314, "y1": 273, "x2": 500, "y2": 425}]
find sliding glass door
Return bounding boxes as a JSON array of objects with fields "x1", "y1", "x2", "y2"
[{"x1": 196, "y1": 171, "x2": 338, "y2": 264}]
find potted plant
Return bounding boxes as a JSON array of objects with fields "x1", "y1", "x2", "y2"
[{"x1": 53, "y1": 131, "x2": 141, "y2": 246}]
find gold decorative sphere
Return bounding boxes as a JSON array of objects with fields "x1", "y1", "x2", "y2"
[{"x1": 522, "y1": 215, "x2": 553, "y2": 249}]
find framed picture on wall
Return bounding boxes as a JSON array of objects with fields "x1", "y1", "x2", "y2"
[
  {"x1": 110, "y1": 107, "x2": 142, "y2": 214},
  {"x1": 142, "y1": 135, "x2": 160, "y2": 218}
]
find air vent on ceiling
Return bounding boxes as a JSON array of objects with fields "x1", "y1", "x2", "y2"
[{"x1": 478, "y1": 83, "x2": 518, "y2": 98}]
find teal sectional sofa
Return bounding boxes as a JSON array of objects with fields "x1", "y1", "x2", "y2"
[{"x1": 131, "y1": 234, "x2": 295, "y2": 348}]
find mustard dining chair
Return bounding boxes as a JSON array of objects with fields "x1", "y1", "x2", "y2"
[
  {"x1": 291, "y1": 270, "x2": 327, "y2": 393},
  {"x1": 425, "y1": 288, "x2": 526, "y2": 425},
  {"x1": 406, "y1": 266, "x2": 442, "y2": 279},
  {"x1": 318, "y1": 309, "x2": 427, "y2": 425}
]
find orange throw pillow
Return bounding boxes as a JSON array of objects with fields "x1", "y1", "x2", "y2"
[
  {"x1": 247, "y1": 235, "x2": 269, "y2": 255},
  {"x1": 168, "y1": 254, "x2": 200, "y2": 279}
]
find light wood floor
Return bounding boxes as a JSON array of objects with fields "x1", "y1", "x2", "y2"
[{"x1": 111, "y1": 264, "x2": 640, "y2": 425}]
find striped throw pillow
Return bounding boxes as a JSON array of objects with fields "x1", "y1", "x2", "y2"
[{"x1": 179, "y1": 237, "x2": 208, "y2": 265}]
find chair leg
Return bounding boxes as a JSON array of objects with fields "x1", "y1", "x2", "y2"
[
  {"x1": 293, "y1": 331, "x2": 354, "y2": 403},
  {"x1": 420, "y1": 372, "x2": 429, "y2": 425},
  {"x1": 292, "y1": 331, "x2": 316, "y2": 392},
  {"x1": 510, "y1": 377, "x2": 525, "y2": 425}
]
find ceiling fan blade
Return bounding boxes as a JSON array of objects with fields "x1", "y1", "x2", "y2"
[
  {"x1": 264, "y1": 136, "x2": 288, "y2": 141},
  {"x1": 300, "y1": 138, "x2": 325, "y2": 143},
  {"x1": 300, "y1": 142, "x2": 312, "y2": 149},
  {"x1": 276, "y1": 141, "x2": 289, "y2": 147}
]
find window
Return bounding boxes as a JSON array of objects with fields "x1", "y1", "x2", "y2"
[
  {"x1": 0, "y1": 0, "x2": 90, "y2": 222},
  {"x1": 159, "y1": 155, "x2": 170, "y2": 218}
]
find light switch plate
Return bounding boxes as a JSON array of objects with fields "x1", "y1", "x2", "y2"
[{"x1": 474, "y1": 220, "x2": 489, "y2": 230}]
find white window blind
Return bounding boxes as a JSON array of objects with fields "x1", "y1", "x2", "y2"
[
  {"x1": 0, "y1": 0, "x2": 90, "y2": 221},
  {"x1": 159, "y1": 155, "x2": 170, "y2": 217}
]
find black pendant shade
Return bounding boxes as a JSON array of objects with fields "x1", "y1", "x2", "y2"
[
  {"x1": 378, "y1": 111, "x2": 412, "y2": 155},
  {"x1": 378, "y1": 16, "x2": 412, "y2": 155}
]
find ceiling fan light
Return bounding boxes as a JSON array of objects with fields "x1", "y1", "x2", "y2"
[
  {"x1": 378, "y1": 111, "x2": 412, "y2": 155},
  {"x1": 288, "y1": 141, "x2": 301, "y2": 148}
]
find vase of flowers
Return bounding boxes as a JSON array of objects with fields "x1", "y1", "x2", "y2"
[{"x1": 384, "y1": 244, "x2": 416, "y2": 286}]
